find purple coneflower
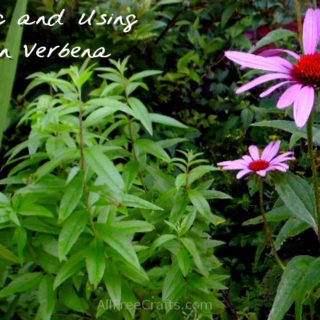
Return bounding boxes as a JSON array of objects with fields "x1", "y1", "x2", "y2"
[
  {"x1": 217, "y1": 141, "x2": 294, "y2": 179},
  {"x1": 225, "y1": 8, "x2": 320, "y2": 128}
]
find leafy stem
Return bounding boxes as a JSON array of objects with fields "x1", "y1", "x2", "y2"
[
  {"x1": 258, "y1": 177, "x2": 286, "y2": 270},
  {"x1": 127, "y1": 116, "x2": 147, "y2": 192},
  {"x1": 307, "y1": 111, "x2": 320, "y2": 236}
]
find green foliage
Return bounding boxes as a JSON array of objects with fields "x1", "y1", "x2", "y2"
[{"x1": 0, "y1": 60, "x2": 228, "y2": 319}]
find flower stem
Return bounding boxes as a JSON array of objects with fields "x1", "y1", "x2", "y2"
[
  {"x1": 307, "y1": 112, "x2": 320, "y2": 236},
  {"x1": 293, "y1": 0, "x2": 303, "y2": 48},
  {"x1": 258, "y1": 178, "x2": 286, "y2": 270}
]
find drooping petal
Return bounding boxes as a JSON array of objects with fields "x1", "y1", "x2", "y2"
[
  {"x1": 277, "y1": 84, "x2": 303, "y2": 109},
  {"x1": 261, "y1": 141, "x2": 281, "y2": 161},
  {"x1": 259, "y1": 81, "x2": 291, "y2": 98},
  {"x1": 225, "y1": 51, "x2": 294, "y2": 73},
  {"x1": 248, "y1": 145, "x2": 260, "y2": 160},
  {"x1": 236, "y1": 169, "x2": 252, "y2": 179},
  {"x1": 259, "y1": 48, "x2": 300, "y2": 60},
  {"x1": 303, "y1": 9, "x2": 319, "y2": 54},
  {"x1": 236, "y1": 73, "x2": 292, "y2": 94},
  {"x1": 293, "y1": 86, "x2": 315, "y2": 128}
]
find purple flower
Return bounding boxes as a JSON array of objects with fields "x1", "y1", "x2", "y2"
[
  {"x1": 225, "y1": 8, "x2": 320, "y2": 128},
  {"x1": 217, "y1": 141, "x2": 295, "y2": 179}
]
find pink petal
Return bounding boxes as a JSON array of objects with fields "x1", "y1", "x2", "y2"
[
  {"x1": 242, "y1": 155, "x2": 253, "y2": 164},
  {"x1": 267, "y1": 57, "x2": 293, "y2": 70},
  {"x1": 225, "y1": 51, "x2": 294, "y2": 73},
  {"x1": 268, "y1": 164, "x2": 288, "y2": 172},
  {"x1": 236, "y1": 169, "x2": 252, "y2": 179},
  {"x1": 261, "y1": 141, "x2": 281, "y2": 161},
  {"x1": 270, "y1": 152, "x2": 295, "y2": 164},
  {"x1": 259, "y1": 81, "x2": 291, "y2": 98},
  {"x1": 259, "y1": 49, "x2": 300, "y2": 60},
  {"x1": 293, "y1": 86, "x2": 315, "y2": 128},
  {"x1": 217, "y1": 159, "x2": 248, "y2": 170},
  {"x1": 303, "y1": 9, "x2": 319, "y2": 54},
  {"x1": 257, "y1": 170, "x2": 267, "y2": 177},
  {"x1": 236, "y1": 73, "x2": 292, "y2": 94},
  {"x1": 248, "y1": 145, "x2": 260, "y2": 160},
  {"x1": 277, "y1": 84, "x2": 303, "y2": 109}
]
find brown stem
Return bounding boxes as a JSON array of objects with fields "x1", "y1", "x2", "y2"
[
  {"x1": 258, "y1": 178, "x2": 286, "y2": 270},
  {"x1": 293, "y1": 0, "x2": 303, "y2": 48},
  {"x1": 307, "y1": 112, "x2": 320, "y2": 237}
]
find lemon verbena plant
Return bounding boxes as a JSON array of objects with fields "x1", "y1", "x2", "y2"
[{"x1": 0, "y1": 59, "x2": 229, "y2": 320}]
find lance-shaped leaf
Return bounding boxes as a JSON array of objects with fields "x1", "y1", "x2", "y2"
[
  {"x1": 84, "y1": 146, "x2": 124, "y2": 192},
  {"x1": 273, "y1": 173, "x2": 317, "y2": 231},
  {"x1": 268, "y1": 255, "x2": 314, "y2": 320}
]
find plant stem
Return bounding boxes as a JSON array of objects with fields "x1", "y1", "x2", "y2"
[
  {"x1": 307, "y1": 112, "x2": 320, "y2": 237},
  {"x1": 293, "y1": 0, "x2": 303, "y2": 48},
  {"x1": 127, "y1": 117, "x2": 147, "y2": 192},
  {"x1": 258, "y1": 178, "x2": 286, "y2": 270}
]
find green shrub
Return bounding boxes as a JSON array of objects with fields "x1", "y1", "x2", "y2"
[{"x1": 0, "y1": 59, "x2": 229, "y2": 320}]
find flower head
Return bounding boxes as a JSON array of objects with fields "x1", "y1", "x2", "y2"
[
  {"x1": 217, "y1": 141, "x2": 294, "y2": 179},
  {"x1": 225, "y1": 8, "x2": 320, "y2": 128}
]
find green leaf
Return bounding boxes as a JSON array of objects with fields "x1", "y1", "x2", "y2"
[
  {"x1": 268, "y1": 256, "x2": 314, "y2": 320},
  {"x1": 136, "y1": 139, "x2": 170, "y2": 162},
  {"x1": 123, "y1": 194, "x2": 163, "y2": 211},
  {"x1": 128, "y1": 97, "x2": 153, "y2": 135},
  {"x1": 252, "y1": 120, "x2": 320, "y2": 146},
  {"x1": 181, "y1": 237, "x2": 208, "y2": 277},
  {"x1": 150, "y1": 113, "x2": 188, "y2": 129},
  {"x1": 54, "y1": 253, "x2": 85, "y2": 289},
  {"x1": 0, "y1": 272, "x2": 43, "y2": 298},
  {"x1": 149, "y1": 234, "x2": 177, "y2": 254},
  {"x1": 34, "y1": 149, "x2": 79, "y2": 180},
  {"x1": 59, "y1": 171, "x2": 84, "y2": 222},
  {"x1": 88, "y1": 98, "x2": 134, "y2": 116},
  {"x1": 58, "y1": 210, "x2": 88, "y2": 260},
  {"x1": 295, "y1": 257, "x2": 320, "y2": 319},
  {"x1": 188, "y1": 189, "x2": 225, "y2": 225},
  {"x1": 250, "y1": 28, "x2": 296, "y2": 53},
  {"x1": 243, "y1": 205, "x2": 291, "y2": 226},
  {"x1": 86, "y1": 240, "x2": 106, "y2": 289},
  {"x1": 104, "y1": 261, "x2": 122, "y2": 308},
  {"x1": 84, "y1": 106, "x2": 119, "y2": 127},
  {"x1": 60, "y1": 282, "x2": 89, "y2": 313},
  {"x1": 19, "y1": 204, "x2": 54, "y2": 218},
  {"x1": 0, "y1": 0, "x2": 28, "y2": 147},
  {"x1": 38, "y1": 275, "x2": 55, "y2": 320},
  {"x1": 275, "y1": 217, "x2": 309, "y2": 250},
  {"x1": 129, "y1": 70, "x2": 162, "y2": 81},
  {"x1": 273, "y1": 173, "x2": 317, "y2": 230},
  {"x1": 176, "y1": 248, "x2": 192, "y2": 277},
  {"x1": 180, "y1": 210, "x2": 196, "y2": 235},
  {"x1": 120, "y1": 260, "x2": 149, "y2": 284},
  {"x1": 162, "y1": 265, "x2": 185, "y2": 303},
  {"x1": 96, "y1": 223, "x2": 141, "y2": 268},
  {"x1": 111, "y1": 220, "x2": 155, "y2": 234},
  {"x1": 0, "y1": 243, "x2": 19, "y2": 264},
  {"x1": 188, "y1": 165, "x2": 218, "y2": 185},
  {"x1": 84, "y1": 146, "x2": 124, "y2": 192}
]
